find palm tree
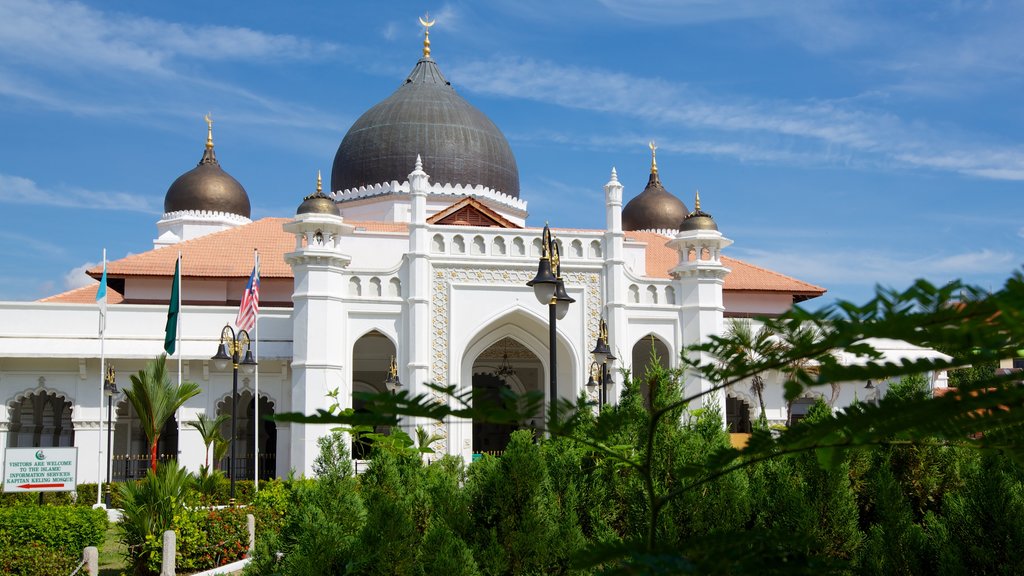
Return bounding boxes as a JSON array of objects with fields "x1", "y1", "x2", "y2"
[
  {"x1": 186, "y1": 412, "x2": 229, "y2": 468},
  {"x1": 124, "y1": 354, "x2": 201, "y2": 473},
  {"x1": 726, "y1": 320, "x2": 777, "y2": 427}
]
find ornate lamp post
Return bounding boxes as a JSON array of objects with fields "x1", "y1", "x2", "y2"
[
  {"x1": 587, "y1": 318, "x2": 616, "y2": 411},
  {"x1": 103, "y1": 365, "x2": 117, "y2": 508},
  {"x1": 384, "y1": 355, "x2": 402, "y2": 394},
  {"x1": 211, "y1": 325, "x2": 256, "y2": 500},
  {"x1": 527, "y1": 223, "x2": 574, "y2": 417}
]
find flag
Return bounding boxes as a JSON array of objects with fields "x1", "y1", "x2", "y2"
[
  {"x1": 235, "y1": 256, "x2": 260, "y2": 332},
  {"x1": 164, "y1": 256, "x2": 180, "y2": 355},
  {"x1": 96, "y1": 252, "x2": 107, "y2": 337}
]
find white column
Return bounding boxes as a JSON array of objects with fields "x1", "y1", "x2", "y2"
[
  {"x1": 668, "y1": 231, "x2": 733, "y2": 420},
  {"x1": 73, "y1": 421, "x2": 102, "y2": 484},
  {"x1": 603, "y1": 168, "x2": 628, "y2": 405},
  {"x1": 406, "y1": 157, "x2": 434, "y2": 443},
  {"x1": 285, "y1": 213, "x2": 353, "y2": 476}
]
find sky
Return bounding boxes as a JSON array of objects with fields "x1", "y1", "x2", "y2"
[{"x1": 0, "y1": 0, "x2": 1021, "y2": 308}]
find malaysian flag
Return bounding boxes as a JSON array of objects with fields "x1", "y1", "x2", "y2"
[{"x1": 235, "y1": 254, "x2": 260, "y2": 332}]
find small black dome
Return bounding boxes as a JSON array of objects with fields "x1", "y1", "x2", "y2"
[
  {"x1": 331, "y1": 57, "x2": 519, "y2": 197},
  {"x1": 164, "y1": 146, "x2": 250, "y2": 218},
  {"x1": 621, "y1": 172, "x2": 688, "y2": 232}
]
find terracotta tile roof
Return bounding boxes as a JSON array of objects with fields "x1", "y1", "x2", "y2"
[
  {"x1": 625, "y1": 231, "x2": 826, "y2": 297},
  {"x1": 39, "y1": 283, "x2": 125, "y2": 304},
  {"x1": 88, "y1": 218, "x2": 296, "y2": 280},
  {"x1": 347, "y1": 220, "x2": 410, "y2": 233}
]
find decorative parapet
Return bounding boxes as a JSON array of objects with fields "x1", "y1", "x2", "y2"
[
  {"x1": 158, "y1": 210, "x2": 252, "y2": 224},
  {"x1": 636, "y1": 228, "x2": 679, "y2": 238},
  {"x1": 334, "y1": 180, "x2": 528, "y2": 212}
]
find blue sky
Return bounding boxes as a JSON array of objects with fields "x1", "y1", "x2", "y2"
[{"x1": 0, "y1": 0, "x2": 1021, "y2": 307}]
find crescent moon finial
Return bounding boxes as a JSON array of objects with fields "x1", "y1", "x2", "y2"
[
  {"x1": 648, "y1": 140, "x2": 658, "y2": 174},
  {"x1": 419, "y1": 13, "x2": 436, "y2": 58},
  {"x1": 204, "y1": 113, "x2": 214, "y2": 149}
]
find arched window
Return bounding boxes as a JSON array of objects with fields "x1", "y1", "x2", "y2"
[{"x1": 7, "y1": 392, "x2": 74, "y2": 448}]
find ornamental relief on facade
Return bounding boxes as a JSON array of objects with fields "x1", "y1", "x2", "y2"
[{"x1": 429, "y1": 266, "x2": 605, "y2": 450}]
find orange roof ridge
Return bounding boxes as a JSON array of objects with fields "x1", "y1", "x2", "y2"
[
  {"x1": 721, "y1": 255, "x2": 826, "y2": 294},
  {"x1": 39, "y1": 283, "x2": 125, "y2": 304}
]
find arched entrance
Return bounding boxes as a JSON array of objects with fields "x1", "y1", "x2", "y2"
[
  {"x1": 216, "y1": 391, "x2": 277, "y2": 481},
  {"x1": 471, "y1": 337, "x2": 543, "y2": 455},
  {"x1": 631, "y1": 335, "x2": 671, "y2": 405},
  {"x1": 351, "y1": 330, "x2": 397, "y2": 459},
  {"x1": 112, "y1": 400, "x2": 178, "y2": 480},
  {"x1": 726, "y1": 395, "x2": 753, "y2": 433},
  {"x1": 7, "y1": 392, "x2": 74, "y2": 448}
]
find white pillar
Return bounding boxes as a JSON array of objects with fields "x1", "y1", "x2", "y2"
[
  {"x1": 284, "y1": 209, "x2": 353, "y2": 476},
  {"x1": 73, "y1": 421, "x2": 102, "y2": 484},
  {"x1": 406, "y1": 156, "x2": 434, "y2": 445},
  {"x1": 667, "y1": 227, "x2": 732, "y2": 420},
  {"x1": 603, "y1": 168, "x2": 627, "y2": 405}
]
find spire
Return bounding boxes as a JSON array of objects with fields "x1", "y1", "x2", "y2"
[
  {"x1": 610, "y1": 167, "x2": 618, "y2": 183},
  {"x1": 419, "y1": 14, "x2": 435, "y2": 58},
  {"x1": 694, "y1": 189, "x2": 701, "y2": 212},
  {"x1": 317, "y1": 169, "x2": 323, "y2": 194},
  {"x1": 648, "y1": 140, "x2": 658, "y2": 175},
  {"x1": 415, "y1": 154, "x2": 423, "y2": 172},
  {"x1": 204, "y1": 113, "x2": 214, "y2": 150},
  {"x1": 199, "y1": 114, "x2": 217, "y2": 166}
]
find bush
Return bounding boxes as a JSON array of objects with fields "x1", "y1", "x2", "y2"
[
  {"x1": 0, "y1": 505, "x2": 107, "y2": 551},
  {"x1": 0, "y1": 540, "x2": 79, "y2": 576},
  {"x1": 176, "y1": 506, "x2": 249, "y2": 572}
]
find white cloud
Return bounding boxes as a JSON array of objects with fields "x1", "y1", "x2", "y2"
[
  {"x1": 63, "y1": 262, "x2": 98, "y2": 291},
  {"x1": 730, "y1": 247, "x2": 1017, "y2": 289},
  {"x1": 448, "y1": 57, "x2": 1024, "y2": 181},
  {"x1": 0, "y1": 0, "x2": 338, "y2": 77},
  {"x1": 0, "y1": 173, "x2": 159, "y2": 213}
]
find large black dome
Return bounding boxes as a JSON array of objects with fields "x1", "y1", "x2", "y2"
[
  {"x1": 622, "y1": 171, "x2": 688, "y2": 232},
  {"x1": 331, "y1": 57, "x2": 520, "y2": 197},
  {"x1": 164, "y1": 145, "x2": 250, "y2": 218}
]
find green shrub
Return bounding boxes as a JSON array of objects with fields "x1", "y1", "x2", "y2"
[
  {"x1": 176, "y1": 506, "x2": 249, "y2": 572},
  {"x1": 119, "y1": 461, "x2": 193, "y2": 575},
  {"x1": 0, "y1": 505, "x2": 107, "y2": 551},
  {"x1": 0, "y1": 540, "x2": 79, "y2": 576}
]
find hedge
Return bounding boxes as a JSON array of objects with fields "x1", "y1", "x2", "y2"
[{"x1": 0, "y1": 505, "x2": 107, "y2": 575}]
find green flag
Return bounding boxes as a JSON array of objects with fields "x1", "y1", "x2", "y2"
[{"x1": 164, "y1": 256, "x2": 180, "y2": 355}]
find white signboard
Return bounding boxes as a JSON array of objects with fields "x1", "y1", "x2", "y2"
[{"x1": 3, "y1": 447, "x2": 78, "y2": 492}]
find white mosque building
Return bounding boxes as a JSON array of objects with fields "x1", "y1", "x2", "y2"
[{"x1": 0, "y1": 31, "x2": 944, "y2": 486}]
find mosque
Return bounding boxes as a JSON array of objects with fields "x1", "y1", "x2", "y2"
[{"x1": 0, "y1": 25, "x2": 942, "y2": 486}]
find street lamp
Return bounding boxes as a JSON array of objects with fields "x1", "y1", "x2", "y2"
[
  {"x1": 384, "y1": 355, "x2": 402, "y2": 394},
  {"x1": 103, "y1": 365, "x2": 117, "y2": 508},
  {"x1": 527, "y1": 223, "x2": 574, "y2": 417},
  {"x1": 211, "y1": 324, "x2": 256, "y2": 500},
  {"x1": 588, "y1": 317, "x2": 616, "y2": 411}
]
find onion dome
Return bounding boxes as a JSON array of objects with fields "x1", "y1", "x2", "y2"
[
  {"x1": 331, "y1": 25, "x2": 519, "y2": 197},
  {"x1": 164, "y1": 116, "x2": 251, "y2": 218},
  {"x1": 296, "y1": 171, "x2": 341, "y2": 216},
  {"x1": 621, "y1": 142, "x2": 688, "y2": 232},
  {"x1": 679, "y1": 190, "x2": 718, "y2": 232}
]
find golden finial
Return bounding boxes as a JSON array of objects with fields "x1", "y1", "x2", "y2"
[
  {"x1": 419, "y1": 14, "x2": 436, "y2": 58},
  {"x1": 694, "y1": 189, "x2": 701, "y2": 211},
  {"x1": 204, "y1": 113, "x2": 214, "y2": 149},
  {"x1": 648, "y1": 140, "x2": 658, "y2": 174},
  {"x1": 317, "y1": 170, "x2": 322, "y2": 194}
]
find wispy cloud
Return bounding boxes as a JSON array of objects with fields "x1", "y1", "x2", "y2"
[
  {"x1": 0, "y1": 230, "x2": 67, "y2": 258},
  {"x1": 0, "y1": 173, "x2": 159, "y2": 213},
  {"x1": 448, "y1": 57, "x2": 1024, "y2": 181},
  {"x1": 63, "y1": 261, "x2": 98, "y2": 291},
  {"x1": 730, "y1": 246, "x2": 1018, "y2": 290}
]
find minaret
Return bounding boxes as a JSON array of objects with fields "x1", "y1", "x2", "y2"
[
  {"x1": 283, "y1": 172, "x2": 353, "y2": 476},
  {"x1": 666, "y1": 190, "x2": 732, "y2": 417},
  {"x1": 405, "y1": 156, "x2": 434, "y2": 443},
  {"x1": 603, "y1": 167, "x2": 626, "y2": 404}
]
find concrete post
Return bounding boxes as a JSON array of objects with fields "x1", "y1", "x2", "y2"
[
  {"x1": 160, "y1": 530, "x2": 175, "y2": 576},
  {"x1": 82, "y1": 546, "x2": 98, "y2": 576},
  {"x1": 247, "y1": 513, "x2": 256, "y2": 556}
]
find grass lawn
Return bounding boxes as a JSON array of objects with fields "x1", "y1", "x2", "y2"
[{"x1": 98, "y1": 523, "x2": 127, "y2": 576}]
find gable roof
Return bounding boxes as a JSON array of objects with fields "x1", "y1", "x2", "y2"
[
  {"x1": 625, "y1": 231, "x2": 826, "y2": 298},
  {"x1": 427, "y1": 197, "x2": 521, "y2": 228},
  {"x1": 40, "y1": 283, "x2": 125, "y2": 304}
]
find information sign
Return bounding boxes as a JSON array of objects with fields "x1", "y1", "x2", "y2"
[{"x1": 3, "y1": 447, "x2": 78, "y2": 492}]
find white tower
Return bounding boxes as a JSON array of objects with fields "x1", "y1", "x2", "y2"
[
  {"x1": 404, "y1": 156, "x2": 435, "y2": 443},
  {"x1": 666, "y1": 191, "x2": 732, "y2": 417},
  {"x1": 283, "y1": 173, "x2": 353, "y2": 476},
  {"x1": 602, "y1": 167, "x2": 627, "y2": 404}
]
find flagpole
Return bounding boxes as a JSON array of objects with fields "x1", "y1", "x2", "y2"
[
  {"x1": 176, "y1": 251, "x2": 183, "y2": 467},
  {"x1": 253, "y1": 249, "x2": 260, "y2": 491},
  {"x1": 96, "y1": 248, "x2": 106, "y2": 506}
]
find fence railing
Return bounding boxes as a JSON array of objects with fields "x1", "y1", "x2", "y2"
[{"x1": 112, "y1": 453, "x2": 276, "y2": 481}]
